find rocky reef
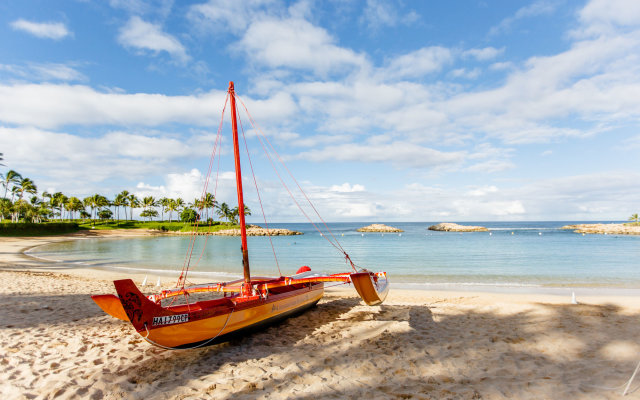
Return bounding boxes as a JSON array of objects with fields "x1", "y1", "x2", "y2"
[
  {"x1": 561, "y1": 223, "x2": 640, "y2": 235},
  {"x1": 428, "y1": 223, "x2": 489, "y2": 232},
  {"x1": 357, "y1": 224, "x2": 404, "y2": 233}
]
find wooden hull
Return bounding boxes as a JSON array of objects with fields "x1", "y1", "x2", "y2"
[{"x1": 111, "y1": 279, "x2": 324, "y2": 349}]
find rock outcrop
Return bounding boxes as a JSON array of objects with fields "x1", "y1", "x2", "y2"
[
  {"x1": 428, "y1": 223, "x2": 489, "y2": 232},
  {"x1": 357, "y1": 224, "x2": 404, "y2": 233},
  {"x1": 561, "y1": 223, "x2": 640, "y2": 235},
  {"x1": 171, "y1": 225, "x2": 302, "y2": 236}
]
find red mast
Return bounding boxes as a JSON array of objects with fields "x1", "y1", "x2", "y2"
[{"x1": 228, "y1": 81, "x2": 250, "y2": 284}]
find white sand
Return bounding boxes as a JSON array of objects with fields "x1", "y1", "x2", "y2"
[{"x1": 1, "y1": 232, "x2": 640, "y2": 399}]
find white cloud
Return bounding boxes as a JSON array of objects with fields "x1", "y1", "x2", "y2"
[
  {"x1": 10, "y1": 19, "x2": 71, "y2": 40},
  {"x1": 0, "y1": 83, "x2": 298, "y2": 129},
  {"x1": 330, "y1": 183, "x2": 365, "y2": 193},
  {"x1": 463, "y1": 47, "x2": 505, "y2": 61},
  {"x1": 118, "y1": 16, "x2": 189, "y2": 62},
  {"x1": 489, "y1": 1, "x2": 557, "y2": 36},
  {"x1": 360, "y1": 0, "x2": 419, "y2": 30},
  {"x1": 0, "y1": 126, "x2": 212, "y2": 196},
  {"x1": 294, "y1": 140, "x2": 465, "y2": 169},
  {"x1": 382, "y1": 46, "x2": 452, "y2": 79},
  {"x1": 577, "y1": 0, "x2": 640, "y2": 37},
  {"x1": 0, "y1": 63, "x2": 85, "y2": 82},
  {"x1": 239, "y1": 18, "x2": 367, "y2": 76},
  {"x1": 188, "y1": 0, "x2": 277, "y2": 35}
]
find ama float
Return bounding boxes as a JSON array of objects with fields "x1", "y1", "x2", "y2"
[{"x1": 92, "y1": 82, "x2": 389, "y2": 349}]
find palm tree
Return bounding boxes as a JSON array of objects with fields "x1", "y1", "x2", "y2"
[
  {"x1": 127, "y1": 193, "x2": 139, "y2": 221},
  {"x1": 52, "y1": 192, "x2": 67, "y2": 220},
  {"x1": 216, "y1": 202, "x2": 232, "y2": 223},
  {"x1": 230, "y1": 205, "x2": 251, "y2": 225},
  {"x1": 94, "y1": 194, "x2": 110, "y2": 221},
  {"x1": 0, "y1": 152, "x2": 4, "y2": 166},
  {"x1": 201, "y1": 192, "x2": 217, "y2": 221},
  {"x1": 66, "y1": 197, "x2": 83, "y2": 220},
  {"x1": 1, "y1": 170, "x2": 22, "y2": 200},
  {"x1": 118, "y1": 190, "x2": 130, "y2": 221},
  {"x1": 166, "y1": 199, "x2": 178, "y2": 223},
  {"x1": 158, "y1": 197, "x2": 169, "y2": 221},
  {"x1": 14, "y1": 177, "x2": 37, "y2": 201},
  {"x1": 142, "y1": 196, "x2": 157, "y2": 221},
  {"x1": 629, "y1": 213, "x2": 639, "y2": 225},
  {"x1": 83, "y1": 196, "x2": 95, "y2": 222},
  {"x1": 113, "y1": 194, "x2": 125, "y2": 222}
]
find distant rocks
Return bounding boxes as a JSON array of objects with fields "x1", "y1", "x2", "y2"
[
  {"x1": 211, "y1": 226, "x2": 302, "y2": 236},
  {"x1": 561, "y1": 223, "x2": 640, "y2": 235},
  {"x1": 173, "y1": 225, "x2": 302, "y2": 236},
  {"x1": 357, "y1": 224, "x2": 404, "y2": 233},
  {"x1": 428, "y1": 223, "x2": 489, "y2": 232}
]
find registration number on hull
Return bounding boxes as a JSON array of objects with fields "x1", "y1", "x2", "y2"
[{"x1": 152, "y1": 313, "x2": 189, "y2": 326}]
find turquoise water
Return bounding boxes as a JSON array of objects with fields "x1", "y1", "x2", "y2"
[{"x1": 28, "y1": 222, "x2": 640, "y2": 289}]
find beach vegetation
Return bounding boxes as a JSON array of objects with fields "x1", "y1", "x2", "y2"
[
  {"x1": 180, "y1": 208, "x2": 198, "y2": 223},
  {"x1": 629, "y1": 213, "x2": 639, "y2": 225}
]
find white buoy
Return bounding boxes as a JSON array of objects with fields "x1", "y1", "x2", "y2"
[
  {"x1": 571, "y1": 292, "x2": 578, "y2": 304},
  {"x1": 399, "y1": 233, "x2": 402, "y2": 237},
  {"x1": 539, "y1": 232, "x2": 542, "y2": 236},
  {"x1": 489, "y1": 232, "x2": 492, "y2": 236},
  {"x1": 141, "y1": 275, "x2": 148, "y2": 286},
  {"x1": 361, "y1": 233, "x2": 364, "y2": 237},
  {"x1": 156, "y1": 278, "x2": 161, "y2": 287}
]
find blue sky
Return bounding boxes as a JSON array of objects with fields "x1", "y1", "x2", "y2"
[{"x1": 1, "y1": 0, "x2": 639, "y2": 222}]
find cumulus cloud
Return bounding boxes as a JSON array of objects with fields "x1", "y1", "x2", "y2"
[
  {"x1": 10, "y1": 19, "x2": 71, "y2": 40},
  {"x1": 239, "y1": 18, "x2": 368, "y2": 76},
  {"x1": 0, "y1": 126, "x2": 212, "y2": 196},
  {"x1": 188, "y1": 0, "x2": 278, "y2": 35},
  {"x1": 118, "y1": 16, "x2": 189, "y2": 62},
  {"x1": 463, "y1": 47, "x2": 505, "y2": 61},
  {"x1": 381, "y1": 46, "x2": 453, "y2": 79},
  {"x1": 0, "y1": 83, "x2": 298, "y2": 129}
]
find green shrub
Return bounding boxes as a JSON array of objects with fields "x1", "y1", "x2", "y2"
[{"x1": 0, "y1": 222, "x2": 80, "y2": 236}]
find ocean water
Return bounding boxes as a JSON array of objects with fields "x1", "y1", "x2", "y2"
[{"x1": 28, "y1": 222, "x2": 640, "y2": 290}]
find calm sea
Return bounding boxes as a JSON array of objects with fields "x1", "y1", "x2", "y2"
[{"x1": 27, "y1": 222, "x2": 640, "y2": 291}]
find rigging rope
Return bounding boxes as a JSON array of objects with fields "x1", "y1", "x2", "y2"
[
  {"x1": 235, "y1": 96, "x2": 357, "y2": 272},
  {"x1": 177, "y1": 93, "x2": 229, "y2": 288},
  {"x1": 237, "y1": 104, "x2": 282, "y2": 277}
]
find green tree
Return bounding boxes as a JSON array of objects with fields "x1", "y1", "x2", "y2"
[
  {"x1": 141, "y1": 196, "x2": 158, "y2": 221},
  {"x1": 113, "y1": 193, "x2": 125, "y2": 222},
  {"x1": 165, "y1": 198, "x2": 184, "y2": 223},
  {"x1": 15, "y1": 177, "x2": 37, "y2": 202},
  {"x1": 118, "y1": 190, "x2": 130, "y2": 221},
  {"x1": 180, "y1": 208, "x2": 198, "y2": 223},
  {"x1": 66, "y1": 197, "x2": 84, "y2": 221},
  {"x1": 94, "y1": 194, "x2": 110, "y2": 221},
  {"x1": 158, "y1": 197, "x2": 169, "y2": 221},
  {"x1": 140, "y1": 209, "x2": 159, "y2": 221},
  {"x1": 127, "y1": 193, "x2": 139, "y2": 221},
  {"x1": 629, "y1": 213, "x2": 639, "y2": 225},
  {"x1": 98, "y1": 208, "x2": 113, "y2": 221},
  {"x1": 201, "y1": 192, "x2": 217, "y2": 221},
  {"x1": 230, "y1": 205, "x2": 251, "y2": 225},
  {"x1": 1, "y1": 170, "x2": 22, "y2": 200},
  {"x1": 216, "y1": 202, "x2": 232, "y2": 223}
]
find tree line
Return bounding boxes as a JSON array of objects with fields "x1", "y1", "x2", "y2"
[{"x1": 0, "y1": 168, "x2": 250, "y2": 224}]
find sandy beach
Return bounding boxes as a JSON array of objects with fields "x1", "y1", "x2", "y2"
[{"x1": 2, "y1": 232, "x2": 640, "y2": 399}]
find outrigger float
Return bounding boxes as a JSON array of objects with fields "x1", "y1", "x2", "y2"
[{"x1": 92, "y1": 82, "x2": 389, "y2": 350}]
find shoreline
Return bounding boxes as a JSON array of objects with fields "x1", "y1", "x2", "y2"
[
  {"x1": 9, "y1": 231, "x2": 640, "y2": 295},
  {"x1": 3, "y1": 234, "x2": 640, "y2": 398}
]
